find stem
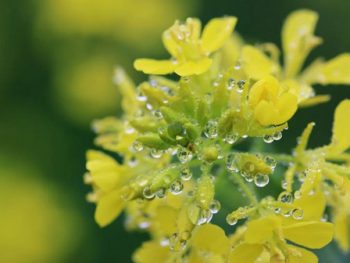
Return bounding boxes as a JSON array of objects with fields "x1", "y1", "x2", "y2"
[
  {"x1": 259, "y1": 152, "x2": 294, "y2": 164},
  {"x1": 231, "y1": 172, "x2": 258, "y2": 205}
]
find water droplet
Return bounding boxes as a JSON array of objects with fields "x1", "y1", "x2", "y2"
[
  {"x1": 149, "y1": 78, "x2": 158, "y2": 87},
  {"x1": 124, "y1": 123, "x2": 135, "y2": 134},
  {"x1": 204, "y1": 120, "x2": 218, "y2": 139},
  {"x1": 177, "y1": 147, "x2": 193, "y2": 163},
  {"x1": 274, "y1": 207, "x2": 281, "y2": 214},
  {"x1": 226, "y1": 154, "x2": 239, "y2": 172},
  {"x1": 294, "y1": 190, "x2": 302, "y2": 199},
  {"x1": 156, "y1": 188, "x2": 166, "y2": 198},
  {"x1": 281, "y1": 179, "x2": 287, "y2": 190},
  {"x1": 264, "y1": 156, "x2": 277, "y2": 169},
  {"x1": 150, "y1": 149, "x2": 163, "y2": 159},
  {"x1": 137, "y1": 90, "x2": 147, "y2": 102},
  {"x1": 292, "y1": 208, "x2": 304, "y2": 220},
  {"x1": 209, "y1": 200, "x2": 221, "y2": 214},
  {"x1": 278, "y1": 191, "x2": 293, "y2": 203},
  {"x1": 128, "y1": 156, "x2": 138, "y2": 167},
  {"x1": 224, "y1": 133, "x2": 239, "y2": 144},
  {"x1": 146, "y1": 103, "x2": 153, "y2": 111},
  {"x1": 237, "y1": 80, "x2": 246, "y2": 93},
  {"x1": 153, "y1": 110, "x2": 163, "y2": 120},
  {"x1": 170, "y1": 180, "x2": 184, "y2": 195},
  {"x1": 226, "y1": 214, "x2": 238, "y2": 225},
  {"x1": 254, "y1": 173, "x2": 269, "y2": 187},
  {"x1": 180, "y1": 167, "x2": 192, "y2": 181},
  {"x1": 138, "y1": 221, "x2": 150, "y2": 229},
  {"x1": 227, "y1": 78, "x2": 235, "y2": 90},
  {"x1": 263, "y1": 134, "x2": 274, "y2": 143},
  {"x1": 240, "y1": 170, "x2": 254, "y2": 182},
  {"x1": 272, "y1": 131, "x2": 282, "y2": 141},
  {"x1": 234, "y1": 62, "x2": 241, "y2": 70},
  {"x1": 197, "y1": 209, "x2": 212, "y2": 225},
  {"x1": 143, "y1": 186, "x2": 155, "y2": 199},
  {"x1": 132, "y1": 141, "x2": 144, "y2": 152}
]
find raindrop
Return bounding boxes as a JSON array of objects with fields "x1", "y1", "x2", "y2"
[
  {"x1": 254, "y1": 173, "x2": 269, "y2": 187},
  {"x1": 132, "y1": 141, "x2": 144, "y2": 152},
  {"x1": 177, "y1": 147, "x2": 193, "y2": 163},
  {"x1": 278, "y1": 191, "x2": 293, "y2": 203},
  {"x1": 224, "y1": 133, "x2": 239, "y2": 144},
  {"x1": 156, "y1": 188, "x2": 166, "y2": 198},
  {"x1": 209, "y1": 200, "x2": 221, "y2": 214},
  {"x1": 292, "y1": 208, "x2": 304, "y2": 220},
  {"x1": 272, "y1": 131, "x2": 282, "y2": 141},
  {"x1": 264, "y1": 156, "x2": 277, "y2": 169},
  {"x1": 197, "y1": 209, "x2": 212, "y2": 225},
  {"x1": 237, "y1": 80, "x2": 246, "y2": 93},
  {"x1": 170, "y1": 180, "x2": 184, "y2": 195},
  {"x1": 227, "y1": 78, "x2": 236, "y2": 90},
  {"x1": 226, "y1": 214, "x2": 238, "y2": 225},
  {"x1": 263, "y1": 134, "x2": 274, "y2": 143},
  {"x1": 153, "y1": 110, "x2": 163, "y2": 120},
  {"x1": 226, "y1": 154, "x2": 239, "y2": 172},
  {"x1": 294, "y1": 190, "x2": 302, "y2": 199},
  {"x1": 143, "y1": 186, "x2": 155, "y2": 199},
  {"x1": 204, "y1": 120, "x2": 218, "y2": 139},
  {"x1": 241, "y1": 170, "x2": 254, "y2": 182},
  {"x1": 180, "y1": 167, "x2": 192, "y2": 181},
  {"x1": 150, "y1": 149, "x2": 163, "y2": 159},
  {"x1": 137, "y1": 90, "x2": 147, "y2": 102}
]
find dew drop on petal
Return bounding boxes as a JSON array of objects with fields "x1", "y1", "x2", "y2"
[
  {"x1": 170, "y1": 180, "x2": 184, "y2": 195},
  {"x1": 263, "y1": 134, "x2": 274, "y2": 143},
  {"x1": 209, "y1": 200, "x2": 221, "y2": 214},
  {"x1": 292, "y1": 208, "x2": 304, "y2": 220},
  {"x1": 254, "y1": 173, "x2": 269, "y2": 187},
  {"x1": 226, "y1": 214, "x2": 238, "y2": 226},
  {"x1": 180, "y1": 167, "x2": 192, "y2": 181}
]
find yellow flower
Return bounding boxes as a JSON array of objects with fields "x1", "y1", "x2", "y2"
[
  {"x1": 132, "y1": 224, "x2": 230, "y2": 263},
  {"x1": 134, "y1": 17, "x2": 237, "y2": 76},
  {"x1": 86, "y1": 150, "x2": 131, "y2": 227},
  {"x1": 248, "y1": 75, "x2": 297, "y2": 126},
  {"x1": 241, "y1": 9, "x2": 350, "y2": 106},
  {"x1": 229, "y1": 192, "x2": 333, "y2": 263}
]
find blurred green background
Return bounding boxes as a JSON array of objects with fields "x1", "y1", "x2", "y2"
[{"x1": 0, "y1": 0, "x2": 349, "y2": 262}]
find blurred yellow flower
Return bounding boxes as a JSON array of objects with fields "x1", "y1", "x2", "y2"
[{"x1": 134, "y1": 17, "x2": 237, "y2": 76}]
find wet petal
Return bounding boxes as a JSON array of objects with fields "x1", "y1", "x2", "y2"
[
  {"x1": 134, "y1": 59, "x2": 177, "y2": 75},
  {"x1": 319, "y1": 54, "x2": 350, "y2": 84},
  {"x1": 95, "y1": 189, "x2": 125, "y2": 227},
  {"x1": 334, "y1": 212, "x2": 350, "y2": 252},
  {"x1": 244, "y1": 215, "x2": 281, "y2": 243},
  {"x1": 242, "y1": 45, "x2": 279, "y2": 80},
  {"x1": 282, "y1": 10, "x2": 321, "y2": 77},
  {"x1": 191, "y1": 224, "x2": 230, "y2": 254},
  {"x1": 229, "y1": 244, "x2": 264, "y2": 263},
  {"x1": 274, "y1": 92, "x2": 298, "y2": 124},
  {"x1": 201, "y1": 17, "x2": 237, "y2": 53},
  {"x1": 286, "y1": 245, "x2": 317, "y2": 263},
  {"x1": 331, "y1": 99, "x2": 350, "y2": 153},
  {"x1": 175, "y1": 57, "x2": 212, "y2": 76},
  {"x1": 132, "y1": 241, "x2": 170, "y2": 263},
  {"x1": 282, "y1": 221, "x2": 333, "y2": 249}
]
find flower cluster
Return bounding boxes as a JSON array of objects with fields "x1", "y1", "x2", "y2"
[{"x1": 84, "y1": 10, "x2": 350, "y2": 262}]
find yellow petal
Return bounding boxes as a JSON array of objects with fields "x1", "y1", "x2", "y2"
[
  {"x1": 134, "y1": 59, "x2": 177, "y2": 75},
  {"x1": 95, "y1": 189, "x2": 125, "y2": 227},
  {"x1": 331, "y1": 99, "x2": 350, "y2": 153},
  {"x1": 320, "y1": 54, "x2": 350, "y2": 84},
  {"x1": 174, "y1": 58, "x2": 212, "y2": 76},
  {"x1": 282, "y1": 10, "x2": 322, "y2": 78},
  {"x1": 274, "y1": 92, "x2": 298, "y2": 124},
  {"x1": 293, "y1": 190, "x2": 326, "y2": 221},
  {"x1": 244, "y1": 216, "x2": 281, "y2": 243},
  {"x1": 229, "y1": 244, "x2": 264, "y2": 263},
  {"x1": 201, "y1": 17, "x2": 237, "y2": 53},
  {"x1": 242, "y1": 45, "x2": 279, "y2": 80},
  {"x1": 254, "y1": 100, "x2": 279, "y2": 126},
  {"x1": 132, "y1": 241, "x2": 170, "y2": 263},
  {"x1": 334, "y1": 212, "x2": 350, "y2": 252},
  {"x1": 282, "y1": 221, "x2": 334, "y2": 249},
  {"x1": 286, "y1": 245, "x2": 318, "y2": 263},
  {"x1": 86, "y1": 150, "x2": 122, "y2": 191},
  {"x1": 299, "y1": 95, "x2": 331, "y2": 107},
  {"x1": 152, "y1": 206, "x2": 177, "y2": 237},
  {"x1": 191, "y1": 224, "x2": 230, "y2": 254},
  {"x1": 114, "y1": 67, "x2": 138, "y2": 116},
  {"x1": 162, "y1": 30, "x2": 182, "y2": 59},
  {"x1": 249, "y1": 75, "x2": 280, "y2": 107}
]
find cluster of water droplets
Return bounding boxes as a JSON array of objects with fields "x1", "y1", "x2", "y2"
[
  {"x1": 226, "y1": 154, "x2": 276, "y2": 187},
  {"x1": 226, "y1": 206, "x2": 251, "y2": 226},
  {"x1": 263, "y1": 131, "x2": 283, "y2": 143}
]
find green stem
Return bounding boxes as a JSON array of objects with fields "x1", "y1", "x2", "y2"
[{"x1": 231, "y1": 172, "x2": 258, "y2": 205}]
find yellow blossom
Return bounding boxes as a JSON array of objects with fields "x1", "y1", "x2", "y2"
[
  {"x1": 134, "y1": 17, "x2": 237, "y2": 76},
  {"x1": 248, "y1": 75, "x2": 297, "y2": 126}
]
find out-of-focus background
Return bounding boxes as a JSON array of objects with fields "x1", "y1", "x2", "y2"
[{"x1": 0, "y1": 0, "x2": 349, "y2": 262}]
